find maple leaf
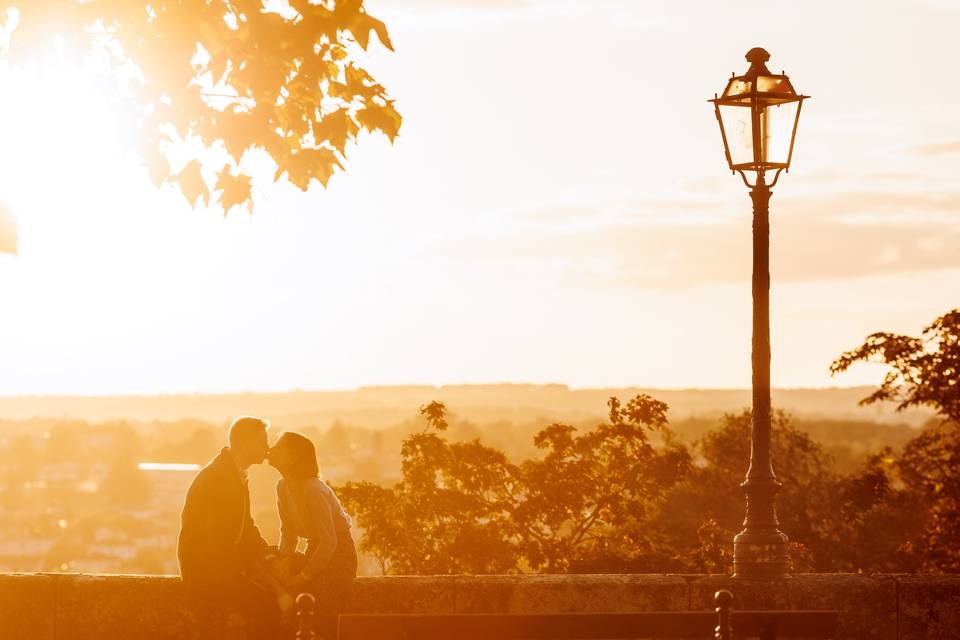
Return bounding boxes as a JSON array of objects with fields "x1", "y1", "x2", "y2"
[
  {"x1": 216, "y1": 168, "x2": 253, "y2": 215},
  {"x1": 345, "y1": 64, "x2": 385, "y2": 100},
  {"x1": 175, "y1": 160, "x2": 208, "y2": 207},
  {"x1": 368, "y1": 15, "x2": 394, "y2": 51},
  {"x1": 328, "y1": 81, "x2": 352, "y2": 100},
  {"x1": 313, "y1": 109, "x2": 358, "y2": 154},
  {"x1": 276, "y1": 147, "x2": 342, "y2": 190},
  {"x1": 356, "y1": 101, "x2": 401, "y2": 142},
  {"x1": 286, "y1": 74, "x2": 322, "y2": 109},
  {"x1": 350, "y1": 13, "x2": 394, "y2": 52},
  {"x1": 218, "y1": 109, "x2": 267, "y2": 165}
]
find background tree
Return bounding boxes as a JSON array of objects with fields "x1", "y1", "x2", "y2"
[
  {"x1": 652, "y1": 410, "x2": 839, "y2": 572},
  {"x1": 891, "y1": 423, "x2": 960, "y2": 571},
  {"x1": 517, "y1": 395, "x2": 691, "y2": 572},
  {"x1": 338, "y1": 396, "x2": 692, "y2": 574},
  {"x1": 830, "y1": 309, "x2": 960, "y2": 423},
  {"x1": 830, "y1": 309, "x2": 960, "y2": 571},
  {"x1": 0, "y1": 0, "x2": 400, "y2": 213},
  {"x1": 340, "y1": 401, "x2": 523, "y2": 574},
  {"x1": 339, "y1": 398, "x2": 955, "y2": 575}
]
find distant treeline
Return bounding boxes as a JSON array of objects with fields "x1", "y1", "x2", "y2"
[{"x1": 0, "y1": 384, "x2": 934, "y2": 427}]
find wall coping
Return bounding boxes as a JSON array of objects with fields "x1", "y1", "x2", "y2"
[{"x1": 1, "y1": 573, "x2": 958, "y2": 639}]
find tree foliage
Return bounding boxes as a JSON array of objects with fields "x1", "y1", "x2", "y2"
[
  {"x1": 654, "y1": 410, "x2": 835, "y2": 571},
  {"x1": 828, "y1": 310, "x2": 960, "y2": 571},
  {"x1": 893, "y1": 422, "x2": 960, "y2": 572},
  {"x1": 830, "y1": 309, "x2": 960, "y2": 423},
  {"x1": 337, "y1": 396, "x2": 692, "y2": 574},
  {"x1": 339, "y1": 397, "x2": 960, "y2": 575},
  {"x1": 0, "y1": 0, "x2": 400, "y2": 213}
]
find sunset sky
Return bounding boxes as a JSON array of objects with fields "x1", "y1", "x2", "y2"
[{"x1": 0, "y1": 0, "x2": 958, "y2": 395}]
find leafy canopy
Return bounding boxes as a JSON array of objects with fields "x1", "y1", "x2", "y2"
[
  {"x1": 830, "y1": 309, "x2": 960, "y2": 423},
  {"x1": 339, "y1": 399, "x2": 960, "y2": 575},
  {"x1": 337, "y1": 396, "x2": 693, "y2": 574},
  {"x1": 0, "y1": 0, "x2": 400, "y2": 213},
  {"x1": 829, "y1": 309, "x2": 960, "y2": 571}
]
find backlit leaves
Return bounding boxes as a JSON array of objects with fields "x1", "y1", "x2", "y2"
[
  {"x1": 419, "y1": 401, "x2": 448, "y2": 432},
  {"x1": 357, "y1": 101, "x2": 401, "y2": 142},
  {"x1": 216, "y1": 168, "x2": 252, "y2": 215},
  {"x1": 348, "y1": 12, "x2": 393, "y2": 51},
  {"x1": 175, "y1": 160, "x2": 207, "y2": 207},
  {"x1": 1, "y1": 0, "x2": 401, "y2": 213},
  {"x1": 277, "y1": 147, "x2": 343, "y2": 190},
  {"x1": 831, "y1": 309, "x2": 960, "y2": 423},
  {"x1": 314, "y1": 109, "x2": 358, "y2": 155}
]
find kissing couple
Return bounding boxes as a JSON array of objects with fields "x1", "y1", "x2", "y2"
[{"x1": 177, "y1": 416, "x2": 357, "y2": 639}]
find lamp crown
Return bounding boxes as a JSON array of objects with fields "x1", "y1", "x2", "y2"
[{"x1": 745, "y1": 47, "x2": 772, "y2": 76}]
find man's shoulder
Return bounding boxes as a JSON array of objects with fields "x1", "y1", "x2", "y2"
[{"x1": 188, "y1": 450, "x2": 235, "y2": 490}]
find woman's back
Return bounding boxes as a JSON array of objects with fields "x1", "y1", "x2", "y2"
[{"x1": 277, "y1": 477, "x2": 357, "y2": 582}]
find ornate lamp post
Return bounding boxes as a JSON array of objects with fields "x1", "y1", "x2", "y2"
[{"x1": 709, "y1": 47, "x2": 809, "y2": 579}]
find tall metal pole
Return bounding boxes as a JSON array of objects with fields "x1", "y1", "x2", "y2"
[{"x1": 732, "y1": 172, "x2": 790, "y2": 579}]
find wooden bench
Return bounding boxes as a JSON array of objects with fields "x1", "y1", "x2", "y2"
[{"x1": 296, "y1": 589, "x2": 840, "y2": 640}]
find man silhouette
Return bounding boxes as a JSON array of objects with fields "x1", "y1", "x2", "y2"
[{"x1": 178, "y1": 415, "x2": 279, "y2": 637}]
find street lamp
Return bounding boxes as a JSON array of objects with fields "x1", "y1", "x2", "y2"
[{"x1": 709, "y1": 47, "x2": 809, "y2": 579}]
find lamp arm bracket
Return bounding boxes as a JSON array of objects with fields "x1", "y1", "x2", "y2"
[
  {"x1": 736, "y1": 170, "x2": 756, "y2": 189},
  {"x1": 735, "y1": 168, "x2": 785, "y2": 190},
  {"x1": 767, "y1": 168, "x2": 785, "y2": 188}
]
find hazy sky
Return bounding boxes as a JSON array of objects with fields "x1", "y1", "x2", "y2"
[{"x1": 0, "y1": 0, "x2": 958, "y2": 395}]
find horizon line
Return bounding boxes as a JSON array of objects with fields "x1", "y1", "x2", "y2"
[{"x1": 0, "y1": 382, "x2": 881, "y2": 400}]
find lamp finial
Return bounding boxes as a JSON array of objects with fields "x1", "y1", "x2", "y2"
[{"x1": 745, "y1": 47, "x2": 772, "y2": 76}]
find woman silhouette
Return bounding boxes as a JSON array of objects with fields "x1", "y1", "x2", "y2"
[{"x1": 268, "y1": 431, "x2": 358, "y2": 632}]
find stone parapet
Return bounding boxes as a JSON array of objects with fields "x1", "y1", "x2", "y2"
[{"x1": 0, "y1": 573, "x2": 957, "y2": 639}]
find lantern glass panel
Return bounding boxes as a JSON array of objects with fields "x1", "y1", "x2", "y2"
[
  {"x1": 723, "y1": 78, "x2": 752, "y2": 100},
  {"x1": 718, "y1": 103, "x2": 754, "y2": 166},
  {"x1": 760, "y1": 100, "x2": 800, "y2": 165},
  {"x1": 756, "y1": 75, "x2": 794, "y2": 96}
]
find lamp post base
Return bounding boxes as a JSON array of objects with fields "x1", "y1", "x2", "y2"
[
  {"x1": 732, "y1": 476, "x2": 790, "y2": 579},
  {"x1": 732, "y1": 532, "x2": 790, "y2": 579}
]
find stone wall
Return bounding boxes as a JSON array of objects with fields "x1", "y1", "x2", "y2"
[{"x1": 1, "y1": 573, "x2": 958, "y2": 639}]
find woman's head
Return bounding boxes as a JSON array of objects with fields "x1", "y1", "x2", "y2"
[{"x1": 268, "y1": 431, "x2": 319, "y2": 480}]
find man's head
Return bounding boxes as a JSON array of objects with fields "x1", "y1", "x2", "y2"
[{"x1": 227, "y1": 416, "x2": 270, "y2": 469}]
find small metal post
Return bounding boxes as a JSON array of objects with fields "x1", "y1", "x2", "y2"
[
  {"x1": 714, "y1": 590, "x2": 733, "y2": 640},
  {"x1": 296, "y1": 592, "x2": 317, "y2": 640}
]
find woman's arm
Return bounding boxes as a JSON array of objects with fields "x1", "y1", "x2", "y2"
[
  {"x1": 298, "y1": 483, "x2": 338, "y2": 580},
  {"x1": 276, "y1": 479, "x2": 298, "y2": 556}
]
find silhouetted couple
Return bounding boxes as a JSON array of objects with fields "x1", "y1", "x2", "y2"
[{"x1": 177, "y1": 416, "x2": 357, "y2": 639}]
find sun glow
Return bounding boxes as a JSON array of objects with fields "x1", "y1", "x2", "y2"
[
  {"x1": 0, "y1": 57, "x2": 144, "y2": 234},
  {"x1": 0, "y1": 1, "x2": 957, "y2": 397}
]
